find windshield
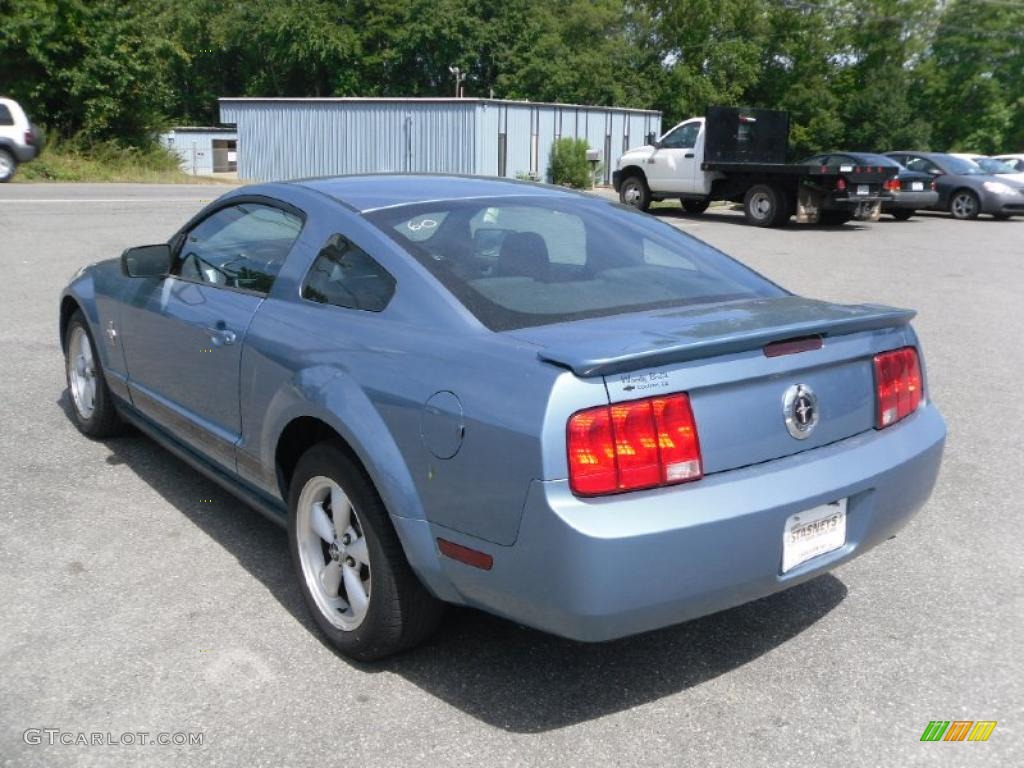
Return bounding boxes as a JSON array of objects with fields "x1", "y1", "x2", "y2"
[
  {"x1": 937, "y1": 155, "x2": 985, "y2": 175},
  {"x1": 366, "y1": 197, "x2": 785, "y2": 331},
  {"x1": 973, "y1": 157, "x2": 1017, "y2": 174}
]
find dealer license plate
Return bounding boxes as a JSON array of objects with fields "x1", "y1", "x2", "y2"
[
  {"x1": 911, "y1": 181, "x2": 924, "y2": 191},
  {"x1": 856, "y1": 184, "x2": 869, "y2": 196},
  {"x1": 781, "y1": 499, "x2": 847, "y2": 573}
]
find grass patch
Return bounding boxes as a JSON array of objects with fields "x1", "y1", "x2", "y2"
[{"x1": 14, "y1": 137, "x2": 230, "y2": 183}]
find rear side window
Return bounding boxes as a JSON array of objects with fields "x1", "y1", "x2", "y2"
[
  {"x1": 0, "y1": 105, "x2": 13, "y2": 126},
  {"x1": 367, "y1": 197, "x2": 784, "y2": 330},
  {"x1": 302, "y1": 234, "x2": 395, "y2": 312}
]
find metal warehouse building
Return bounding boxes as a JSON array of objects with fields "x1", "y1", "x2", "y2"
[
  {"x1": 158, "y1": 127, "x2": 238, "y2": 176},
  {"x1": 218, "y1": 97, "x2": 661, "y2": 184}
]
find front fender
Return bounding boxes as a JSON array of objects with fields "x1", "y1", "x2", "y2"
[{"x1": 60, "y1": 261, "x2": 130, "y2": 399}]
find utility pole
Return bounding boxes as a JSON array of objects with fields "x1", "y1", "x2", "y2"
[{"x1": 448, "y1": 65, "x2": 465, "y2": 97}]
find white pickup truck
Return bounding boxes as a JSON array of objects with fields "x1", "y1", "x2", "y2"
[{"x1": 613, "y1": 106, "x2": 896, "y2": 227}]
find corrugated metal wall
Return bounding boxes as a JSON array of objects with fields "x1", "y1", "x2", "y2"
[
  {"x1": 220, "y1": 100, "x2": 477, "y2": 182},
  {"x1": 219, "y1": 98, "x2": 660, "y2": 183},
  {"x1": 159, "y1": 130, "x2": 237, "y2": 176}
]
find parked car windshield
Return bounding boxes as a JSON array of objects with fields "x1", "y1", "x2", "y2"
[
  {"x1": 935, "y1": 155, "x2": 985, "y2": 175},
  {"x1": 366, "y1": 197, "x2": 785, "y2": 331}
]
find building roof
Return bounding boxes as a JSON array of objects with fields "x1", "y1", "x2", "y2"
[
  {"x1": 292, "y1": 174, "x2": 586, "y2": 212},
  {"x1": 218, "y1": 96, "x2": 661, "y2": 116}
]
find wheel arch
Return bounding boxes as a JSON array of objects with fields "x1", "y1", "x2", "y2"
[
  {"x1": 270, "y1": 406, "x2": 459, "y2": 602},
  {"x1": 618, "y1": 164, "x2": 648, "y2": 185}
]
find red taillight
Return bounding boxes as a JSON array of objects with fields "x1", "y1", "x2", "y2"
[
  {"x1": 883, "y1": 178, "x2": 900, "y2": 191},
  {"x1": 930, "y1": 180, "x2": 937, "y2": 191},
  {"x1": 567, "y1": 393, "x2": 702, "y2": 496},
  {"x1": 24, "y1": 130, "x2": 34, "y2": 146},
  {"x1": 873, "y1": 347, "x2": 923, "y2": 429},
  {"x1": 836, "y1": 178, "x2": 847, "y2": 192}
]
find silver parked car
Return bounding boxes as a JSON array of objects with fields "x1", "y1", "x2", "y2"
[{"x1": 885, "y1": 151, "x2": 1024, "y2": 219}]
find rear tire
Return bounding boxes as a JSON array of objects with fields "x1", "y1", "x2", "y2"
[
  {"x1": 619, "y1": 174, "x2": 651, "y2": 212},
  {"x1": 0, "y1": 149, "x2": 16, "y2": 183},
  {"x1": 743, "y1": 184, "x2": 788, "y2": 227},
  {"x1": 681, "y1": 198, "x2": 710, "y2": 215},
  {"x1": 949, "y1": 189, "x2": 980, "y2": 220},
  {"x1": 288, "y1": 442, "x2": 443, "y2": 661},
  {"x1": 891, "y1": 209, "x2": 914, "y2": 221},
  {"x1": 63, "y1": 310, "x2": 124, "y2": 438}
]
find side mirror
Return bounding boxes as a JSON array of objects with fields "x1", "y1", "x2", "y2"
[
  {"x1": 645, "y1": 132, "x2": 659, "y2": 147},
  {"x1": 121, "y1": 243, "x2": 172, "y2": 278}
]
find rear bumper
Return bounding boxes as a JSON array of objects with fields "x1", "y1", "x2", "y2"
[
  {"x1": 883, "y1": 190, "x2": 939, "y2": 210},
  {"x1": 824, "y1": 193, "x2": 888, "y2": 210},
  {"x1": 428, "y1": 404, "x2": 945, "y2": 642}
]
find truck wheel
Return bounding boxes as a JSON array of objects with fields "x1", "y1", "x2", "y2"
[
  {"x1": 619, "y1": 174, "x2": 651, "y2": 211},
  {"x1": 891, "y1": 209, "x2": 914, "y2": 221},
  {"x1": 681, "y1": 199, "x2": 710, "y2": 215},
  {"x1": 0, "y1": 149, "x2": 16, "y2": 183},
  {"x1": 743, "y1": 184, "x2": 787, "y2": 227},
  {"x1": 949, "y1": 189, "x2": 980, "y2": 220}
]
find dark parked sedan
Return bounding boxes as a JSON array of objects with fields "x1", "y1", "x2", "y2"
[
  {"x1": 805, "y1": 153, "x2": 937, "y2": 220},
  {"x1": 886, "y1": 151, "x2": 1024, "y2": 219}
]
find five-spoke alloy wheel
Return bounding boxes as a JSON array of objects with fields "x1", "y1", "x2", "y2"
[
  {"x1": 62, "y1": 310, "x2": 123, "y2": 438},
  {"x1": 296, "y1": 476, "x2": 373, "y2": 631},
  {"x1": 288, "y1": 442, "x2": 443, "y2": 660}
]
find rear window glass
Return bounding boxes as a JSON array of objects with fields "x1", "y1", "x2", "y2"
[
  {"x1": 367, "y1": 197, "x2": 784, "y2": 330},
  {"x1": 0, "y1": 105, "x2": 13, "y2": 126}
]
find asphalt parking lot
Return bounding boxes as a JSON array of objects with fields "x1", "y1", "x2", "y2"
[{"x1": 1, "y1": 183, "x2": 1021, "y2": 768}]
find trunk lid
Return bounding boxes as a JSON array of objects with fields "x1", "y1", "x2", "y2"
[{"x1": 513, "y1": 296, "x2": 916, "y2": 475}]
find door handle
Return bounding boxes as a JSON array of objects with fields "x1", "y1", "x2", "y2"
[
  {"x1": 211, "y1": 327, "x2": 237, "y2": 346},
  {"x1": 684, "y1": 152, "x2": 695, "y2": 158},
  {"x1": 208, "y1": 322, "x2": 237, "y2": 347}
]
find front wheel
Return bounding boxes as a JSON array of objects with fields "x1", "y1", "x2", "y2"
[
  {"x1": 0, "y1": 149, "x2": 16, "y2": 183},
  {"x1": 289, "y1": 442, "x2": 443, "y2": 660},
  {"x1": 63, "y1": 310, "x2": 124, "y2": 438},
  {"x1": 743, "y1": 184, "x2": 788, "y2": 227},
  {"x1": 681, "y1": 198, "x2": 710, "y2": 215},
  {"x1": 619, "y1": 174, "x2": 651, "y2": 211},
  {"x1": 891, "y1": 209, "x2": 914, "y2": 221},
  {"x1": 949, "y1": 189, "x2": 980, "y2": 220}
]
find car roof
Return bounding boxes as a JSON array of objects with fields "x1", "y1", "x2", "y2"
[{"x1": 291, "y1": 174, "x2": 587, "y2": 213}]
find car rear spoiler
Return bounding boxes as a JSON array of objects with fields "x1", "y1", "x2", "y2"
[{"x1": 535, "y1": 297, "x2": 916, "y2": 377}]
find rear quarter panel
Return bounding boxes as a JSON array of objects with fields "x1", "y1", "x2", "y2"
[{"x1": 237, "y1": 187, "x2": 579, "y2": 547}]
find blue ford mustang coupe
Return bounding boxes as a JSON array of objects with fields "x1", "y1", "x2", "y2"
[{"x1": 60, "y1": 176, "x2": 946, "y2": 660}]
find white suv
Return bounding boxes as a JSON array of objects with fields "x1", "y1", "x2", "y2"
[{"x1": 0, "y1": 98, "x2": 41, "y2": 182}]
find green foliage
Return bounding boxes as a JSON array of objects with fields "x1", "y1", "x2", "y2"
[
  {"x1": 549, "y1": 137, "x2": 592, "y2": 188},
  {"x1": 2, "y1": 0, "x2": 1023, "y2": 170},
  {"x1": 15, "y1": 137, "x2": 198, "y2": 182}
]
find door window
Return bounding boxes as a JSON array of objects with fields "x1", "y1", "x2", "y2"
[
  {"x1": 660, "y1": 123, "x2": 700, "y2": 150},
  {"x1": 175, "y1": 202, "x2": 303, "y2": 293},
  {"x1": 903, "y1": 157, "x2": 940, "y2": 175}
]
